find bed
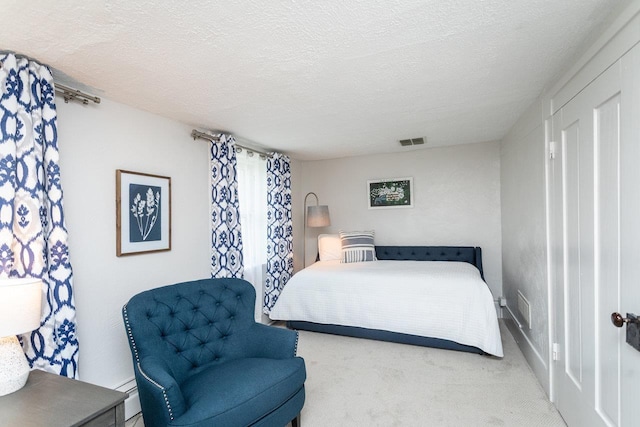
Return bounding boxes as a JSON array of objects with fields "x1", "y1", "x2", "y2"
[{"x1": 269, "y1": 243, "x2": 503, "y2": 357}]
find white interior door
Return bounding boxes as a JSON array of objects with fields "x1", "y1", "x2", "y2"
[
  {"x1": 550, "y1": 44, "x2": 640, "y2": 427},
  {"x1": 550, "y1": 71, "x2": 601, "y2": 427},
  {"x1": 618, "y1": 41, "x2": 640, "y2": 427}
]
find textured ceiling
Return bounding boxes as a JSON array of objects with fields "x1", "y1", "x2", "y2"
[{"x1": 0, "y1": 0, "x2": 622, "y2": 160}]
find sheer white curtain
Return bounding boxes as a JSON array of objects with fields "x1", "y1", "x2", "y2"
[{"x1": 236, "y1": 150, "x2": 268, "y2": 321}]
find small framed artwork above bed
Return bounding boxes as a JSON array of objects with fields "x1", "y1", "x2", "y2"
[{"x1": 367, "y1": 177, "x2": 413, "y2": 209}]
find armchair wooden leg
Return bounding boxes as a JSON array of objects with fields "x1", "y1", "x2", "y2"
[{"x1": 291, "y1": 413, "x2": 301, "y2": 427}]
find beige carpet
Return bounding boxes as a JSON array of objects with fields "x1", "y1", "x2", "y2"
[
  {"x1": 127, "y1": 321, "x2": 565, "y2": 427},
  {"x1": 295, "y1": 321, "x2": 565, "y2": 427}
]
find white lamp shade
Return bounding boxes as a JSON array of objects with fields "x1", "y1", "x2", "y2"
[
  {"x1": 307, "y1": 205, "x2": 331, "y2": 227},
  {"x1": 0, "y1": 278, "x2": 43, "y2": 337}
]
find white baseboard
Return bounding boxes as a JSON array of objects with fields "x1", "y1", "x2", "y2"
[
  {"x1": 114, "y1": 378, "x2": 141, "y2": 420},
  {"x1": 504, "y1": 306, "x2": 550, "y2": 397}
]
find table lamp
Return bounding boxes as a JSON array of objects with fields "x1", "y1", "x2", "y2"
[{"x1": 0, "y1": 278, "x2": 43, "y2": 396}]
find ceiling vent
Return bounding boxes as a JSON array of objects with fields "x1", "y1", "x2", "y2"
[{"x1": 399, "y1": 137, "x2": 425, "y2": 147}]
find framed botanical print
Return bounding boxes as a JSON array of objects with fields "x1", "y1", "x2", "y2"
[
  {"x1": 367, "y1": 177, "x2": 413, "y2": 209},
  {"x1": 116, "y1": 170, "x2": 171, "y2": 256}
]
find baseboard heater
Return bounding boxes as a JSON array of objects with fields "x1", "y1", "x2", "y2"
[{"x1": 114, "y1": 378, "x2": 140, "y2": 420}]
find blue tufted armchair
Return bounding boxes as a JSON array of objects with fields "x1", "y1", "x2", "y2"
[{"x1": 122, "y1": 278, "x2": 306, "y2": 427}]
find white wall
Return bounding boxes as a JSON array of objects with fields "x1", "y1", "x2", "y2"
[
  {"x1": 500, "y1": 99, "x2": 550, "y2": 391},
  {"x1": 56, "y1": 98, "x2": 211, "y2": 388},
  {"x1": 298, "y1": 141, "x2": 503, "y2": 298}
]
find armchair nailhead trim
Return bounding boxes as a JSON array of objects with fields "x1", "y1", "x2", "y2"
[
  {"x1": 294, "y1": 331, "x2": 299, "y2": 356},
  {"x1": 122, "y1": 305, "x2": 140, "y2": 362},
  {"x1": 163, "y1": 390, "x2": 174, "y2": 420},
  {"x1": 126, "y1": 306, "x2": 175, "y2": 422},
  {"x1": 137, "y1": 363, "x2": 175, "y2": 421},
  {"x1": 136, "y1": 363, "x2": 164, "y2": 389}
]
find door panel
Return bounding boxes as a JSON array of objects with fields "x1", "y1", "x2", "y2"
[
  {"x1": 594, "y1": 93, "x2": 621, "y2": 425},
  {"x1": 551, "y1": 61, "x2": 620, "y2": 427},
  {"x1": 563, "y1": 120, "x2": 585, "y2": 388}
]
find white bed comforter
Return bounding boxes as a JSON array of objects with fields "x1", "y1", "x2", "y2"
[{"x1": 269, "y1": 260, "x2": 503, "y2": 357}]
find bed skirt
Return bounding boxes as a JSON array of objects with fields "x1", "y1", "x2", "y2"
[{"x1": 287, "y1": 320, "x2": 484, "y2": 354}]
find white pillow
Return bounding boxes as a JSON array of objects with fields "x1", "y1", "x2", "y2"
[{"x1": 318, "y1": 234, "x2": 342, "y2": 261}]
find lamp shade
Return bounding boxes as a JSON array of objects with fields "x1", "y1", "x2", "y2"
[
  {"x1": 307, "y1": 205, "x2": 331, "y2": 228},
  {"x1": 0, "y1": 278, "x2": 43, "y2": 337}
]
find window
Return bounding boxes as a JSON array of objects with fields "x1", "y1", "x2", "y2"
[{"x1": 236, "y1": 149, "x2": 268, "y2": 320}]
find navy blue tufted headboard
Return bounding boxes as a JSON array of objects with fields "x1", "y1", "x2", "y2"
[{"x1": 374, "y1": 246, "x2": 484, "y2": 279}]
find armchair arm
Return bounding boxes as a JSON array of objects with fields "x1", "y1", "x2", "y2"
[
  {"x1": 135, "y1": 355, "x2": 187, "y2": 427},
  {"x1": 239, "y1": 323, "x2": 299, "y2": 359}
]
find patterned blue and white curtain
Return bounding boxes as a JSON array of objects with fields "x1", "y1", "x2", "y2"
[
  {"x1": 264, "y1": 153, "x2": 293, "y2": 313},
  {"x1": 209, "y1": 134, "x2": 244, "y2": 278},
  {"x1": 0, "y1": 53, "x2": 78, "y2": 377}
]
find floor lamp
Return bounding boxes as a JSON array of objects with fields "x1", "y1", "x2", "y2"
[{"x1": 303, "y1": 192, "x2": 331, "y2": 267}]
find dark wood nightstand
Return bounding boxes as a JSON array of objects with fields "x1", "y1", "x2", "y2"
[{"x1": 0, "y1": 369, "x2": 128, "y2": 427}]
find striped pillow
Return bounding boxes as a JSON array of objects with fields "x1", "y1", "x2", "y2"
[{"x1": 340, "y1": 230, "x2": 376, "y2": 263}]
